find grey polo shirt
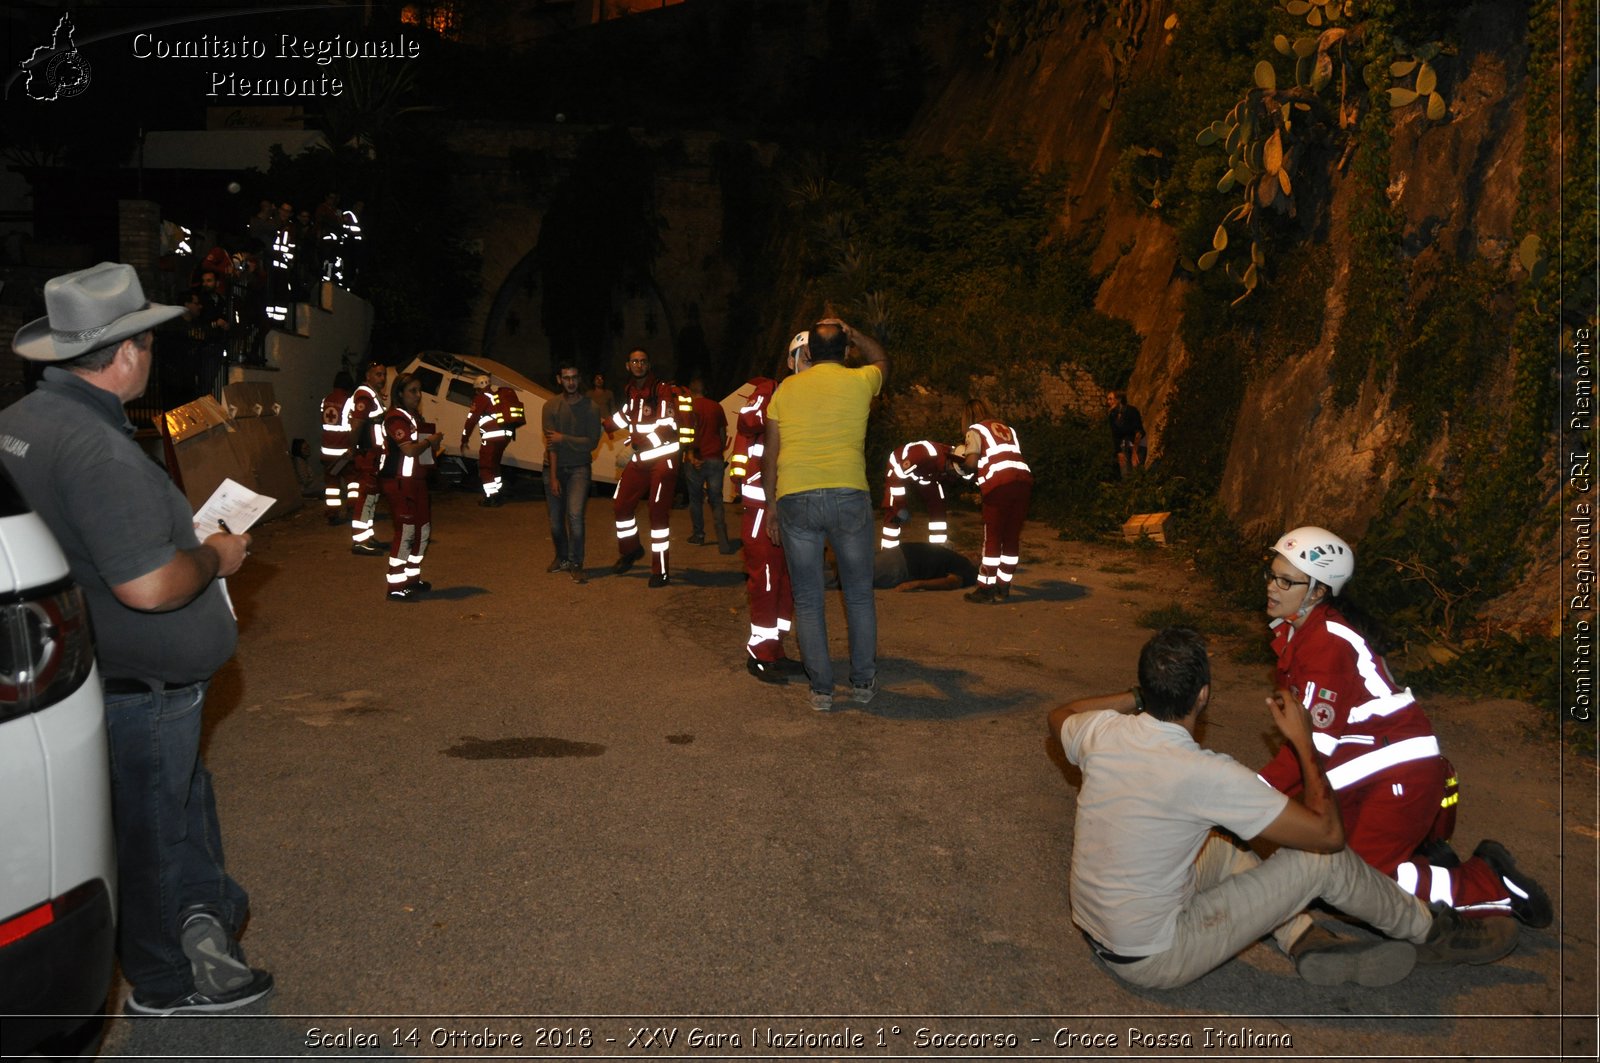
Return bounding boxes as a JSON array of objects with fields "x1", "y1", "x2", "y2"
[
  {"x1": 0, "y1": 367, "x2": 237, "y2": 682},
  {"x1": 542, "y1": 393, "x2": 601, "y2": 472}
]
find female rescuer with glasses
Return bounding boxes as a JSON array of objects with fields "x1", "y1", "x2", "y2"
[{"x1": 1255, "y1": 526, "x2": 1550, "y2": 930}]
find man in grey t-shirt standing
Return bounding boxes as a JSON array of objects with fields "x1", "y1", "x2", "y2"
[
  {"x1": 0, "y1": 263, "x2": 272, "y2": 1015},
  {"x1": 543, "y1": 359, "x2": 602, "y2": 582}
]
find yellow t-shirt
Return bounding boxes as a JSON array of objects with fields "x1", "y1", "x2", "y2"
[{"x1": 767, "y1": 362, "x2": 883, "y2": 500}]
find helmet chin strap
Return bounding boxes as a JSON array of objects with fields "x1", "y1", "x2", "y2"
[{"x1": 1293, "y1": 579, "x2": 1324, "y2": 625}]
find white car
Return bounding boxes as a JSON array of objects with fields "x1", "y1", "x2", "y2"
[
  {"x1": 0, "y1": 464, "x2": 115, "y2": 1056},
  {"x1": 399, "y1": 350, "x2": 629, "y2": 487},
  {"x1": 400, "y1": 351, "x2": 751, "y2": 499}
]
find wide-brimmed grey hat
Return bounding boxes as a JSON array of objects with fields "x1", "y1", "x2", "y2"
[{"x1": 13, "y1": 262, "x2": 183, "y2": 362}]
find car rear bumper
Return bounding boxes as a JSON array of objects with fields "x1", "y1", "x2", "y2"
[{"x1": 0, "y1": 877, "x2": 115, "y2": 1055}]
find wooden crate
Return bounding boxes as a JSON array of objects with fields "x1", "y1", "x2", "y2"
[{"x1": 1121, "y1": 511, "x2": 1173, "y2": 545}]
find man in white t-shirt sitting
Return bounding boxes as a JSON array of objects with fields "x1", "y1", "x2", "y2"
[{"x1": 1048, "y1": 627, "x2": 1519, "y2": 990}]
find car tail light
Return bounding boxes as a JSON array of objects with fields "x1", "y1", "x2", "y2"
[
  {"x1": 0, "y1": 580, "x2": 94, "y2": 724},
  {"x1": 0, "y1": 880, "x2": 106, "y2": 948}
]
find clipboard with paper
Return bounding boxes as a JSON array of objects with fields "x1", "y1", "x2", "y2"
[{"x1": 192, "y1": 478, "x2": 275, "y2": 538}]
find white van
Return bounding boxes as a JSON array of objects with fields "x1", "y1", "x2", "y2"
[{"x1": 399, "y1": 351, "x2": 628, "y2": 487}]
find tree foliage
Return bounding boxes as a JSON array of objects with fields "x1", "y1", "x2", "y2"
[
  {"x1": 785, "y1": 144, "x2": 1140, "y2": 396},
  {"x1": 1187, "y1": 0, "x2": 1452, "y2": 303}
]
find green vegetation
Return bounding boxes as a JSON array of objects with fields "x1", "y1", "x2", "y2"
[
  {"x1": 786, "y1": 144, "x2": 1139, "y2": 396},
  {"x1": 759, "y1": 1, "x2": 1562, "y2": 715},
  {"x1": 1329, "y1": 2, "x2": 1404, "y2": 407},
  {"x1": 1411, "y1": 635, "x2": 1561, "y2": 707},
  {"x1": 1114, "y1": 0, "x2": 1267, "y2": 235},
  {"x1": 1349, "y1": 0, "x2": 1556, "y2": 679},
  {"x1": 1084, "y1": 0, "x2": 1561, "y2": 714},
  {"x1": 778, "y1": 144, "x2": 1140, "y2": 521},
  {"x1": 1189, "y1": 0, "x2": 1450, "y2": 305}
]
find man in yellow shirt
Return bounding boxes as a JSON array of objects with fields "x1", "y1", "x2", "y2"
[{"x1": 762, "y1": 317, "x2": 889, "y2": 711}]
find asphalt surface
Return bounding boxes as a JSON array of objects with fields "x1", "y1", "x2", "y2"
[{"x1": 89, "y1": 484, "x2": 1596, "y2": 1061}]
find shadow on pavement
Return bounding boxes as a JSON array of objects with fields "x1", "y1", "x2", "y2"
[
  {"x1": 1008, "y1": 578, "x2": 1089, "y2": 603},
  {"x1": 852, "y1": 657, "x2": 1037, "y2": 721},
  {"x1": 414, "y1": 585, "x2": 490, "y2": 601}
]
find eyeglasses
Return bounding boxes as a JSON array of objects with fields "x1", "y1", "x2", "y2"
[
  {"x1": 626, "y1": 359, "x2": 648, "y2": 366},
  {"x1": 1263, "y1": 570, "x2": 1311, "y2": 591}
]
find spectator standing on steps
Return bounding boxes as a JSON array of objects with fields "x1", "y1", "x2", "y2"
[
  {"x1": 190, "y1": 269, "x2": 230, "y2": 400},
  {"x1": 763, "y1": 316, "x2": 888, "y2": 711}
]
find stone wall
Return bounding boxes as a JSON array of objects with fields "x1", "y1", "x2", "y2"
[
  {"x1": 904, "y1": 1, "x2": 1538, "y2": 549},
  {"x1": 446, "y1": 123, "x2": 741, "y2": 388}
]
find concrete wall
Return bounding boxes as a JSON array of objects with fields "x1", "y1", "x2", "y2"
[{"x1": 235, "y1": 282, "x2": 373, "y2": 452}]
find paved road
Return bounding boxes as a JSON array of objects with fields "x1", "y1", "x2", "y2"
[{"x1": 94, "y1": 487, "x2": 1596, "y2": 1060}]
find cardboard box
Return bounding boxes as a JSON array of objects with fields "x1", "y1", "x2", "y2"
[
  {"x1": 164, "y1": 386, "x2": 302, "y2": 521},
  {"x1": 1121, "y1": 511, "x2": 1173, "y2": 545},
  {"x1": 164, "y1": 397, "x2": 237, "y2": 513},
  {"x1": 223, "y1": 382, "x2": 302, "y2": 521}
]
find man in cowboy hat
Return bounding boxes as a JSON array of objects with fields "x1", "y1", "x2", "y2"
[{"x1": 0, "y1": 262, "x2": 273, "y2": 1015}]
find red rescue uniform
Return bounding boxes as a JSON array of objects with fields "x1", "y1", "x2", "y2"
[
  {"x1": 1259, "y1": 603, "x2": 1512, "y2": 915},
  {"x1": 729, "y1": 378, "x2": 794, "y2": 664},
  {"x1": 880, "y1": 439, "x2": 968, "y2": 549},
  {"x1": 341, "y1": 384, "x2": 385, "y2": 547},
  {"x1": 319, "y1": 385, "x2": 351, "y2": 515},
  {"x1": 610, "y1": 374, "x2": 680, "y2": 579},
  {"x1": 965, "y1": 419, "x2": 1033, "y2": 591},
  {"x1": 461, "y1": 385, "x2": 524, "y2": 502},
  {"x1": 379, "y1": 407, "x2": 432, "y2": 593}
]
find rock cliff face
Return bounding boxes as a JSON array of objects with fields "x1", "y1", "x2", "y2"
[{"x1": 906, "y1": 1, "x2": 1540, "y2": 549}]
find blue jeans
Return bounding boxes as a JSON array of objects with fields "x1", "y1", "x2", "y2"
[
  {"x1": 778, "y1": 488, "x2": 877, "y2": 694},
  {"x1": 684, "y1": 457, "x2": 730, "y2": 544},
  {"x1": 103, "y1": 680, "x2": 248, "y2": 1002},
  {"x1": 546, "y1": 463, "x2": 591, "y2": 567}
]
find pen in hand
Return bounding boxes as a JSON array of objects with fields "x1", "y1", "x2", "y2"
[{"x1": 211, "y1": 518, "x2": 250, "y2": 570}]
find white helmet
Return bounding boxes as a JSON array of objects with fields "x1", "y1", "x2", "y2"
[
  {"x1": 472, "y1": 374, "x2": 491, "y2": 389},
  {"x1": 787, "y1": 331, "x2": 809, "y2": 360},
  {"x1": 1272, "y1": 526, "x2": 1354, "y2": 596}
]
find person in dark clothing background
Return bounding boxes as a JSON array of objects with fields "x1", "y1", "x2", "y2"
[{"x1": 1106, "y1": 389, "x2": 1146, "y2": 477}]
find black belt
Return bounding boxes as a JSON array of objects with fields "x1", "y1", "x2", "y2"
[
  {"x1": 1082, "y1": 931, "x2": 1142, "y2": 965},
  {"x1": 103, "y1": 677, "x2": 202, "y2": 695}
]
